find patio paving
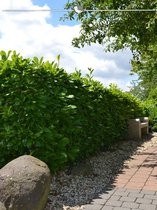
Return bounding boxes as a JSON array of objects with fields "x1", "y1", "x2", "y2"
[{"x1": 83, "y1": 145, "x2": 157, "y2": 210}]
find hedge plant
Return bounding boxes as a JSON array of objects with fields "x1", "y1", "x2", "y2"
[
  {"x1": 143, "y1": 87, "x2": 157, "y2": 132},
  {"x1": 0, "y1": 51, "x2": 144, "y2": 172}
]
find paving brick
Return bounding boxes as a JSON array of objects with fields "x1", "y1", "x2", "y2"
[
  {"x1": 128, "y1": 192, "x2": 144, "y2": 198},
  {"x1": 138, "y1": 168, "x2": 153, "y2": 173},
  {"x1": 147, "y1": 178, "x2": 157, "y2": 183},
  {"x1": 146, "y1": 178, "x2": 157, "y2": 182},
  {"x1": 101, "y1": 206, "x2": 113, "y2": 210},
  {"x1": 123, "y1": 170, "x2": 137, "y2": 175},
  {"x1": 83, "y1": 204, "x2": 102, "y2": 210},
  {"x1": 114, "y1": 180, "x2": 128, "y2": 185},
  {"x1": 115, "y1": 183, "x2": 126, "y2": 188},
  {"x1": 143, "y1": 186, "x2": 157, "y2": 191},
  {"x1": 115, "y1": 177, "x2": 130, "y2": 181},
  {"x1": 105, "y1": 200, "x2": 122, "y2": 207},
  {"x1": 145, "y1": 183, "x2": 157, "y2": 188},
  {"x1": 125, "y1": 183, "x2": 144, "y2": 188},
  {"x1": 141, "y1": 190, "x2": 156, "y2": 195},
  {"x1": 113, "y1": 207, "x2": 131, "y2": 210},
  {"x1": 99, "y1": 193, "x2": 112, "y2": 200},
  {"x1": 125, "y1": 184, "x2": 143, "y2": 190},
  {"x1": 129, "y1": 177, "x2": 147, "y2": 183},
  {"x1": 152, "y1": 199, "x2": 157, "y2": 205},
  {"x1": 116, "y1": 188, "x2": 127, "y2": 192},
  {"x1": 109, "y1": 195, "x2": 121, "y2": 201},
  {"x1": 136, "y1": 198, "x2": 152, "y2": 204},
  {"x1": 132, "y1": 174, "x2": 149, "y2": 178},
  {"x1": 120, "y1": 196, "x2": 136, "y2": 202},
  {"x1": 126, "y1": 189, "x2": 141, "y2": 193},
  {"x1": 114, "y1": 191, "x2": 129, "y2": 197},
  {"x1": 139, "y1": 203, "x2": 156, "y2": 210},
  {"x1": 131, "y1": 209, "x2": 141, "y2": 210},
  {"x1": 144, "y1": 194, "x2": 157, "y2": 200},
  {"x1": 122, "y1": 201, "x2": 139, "y2": 209}
]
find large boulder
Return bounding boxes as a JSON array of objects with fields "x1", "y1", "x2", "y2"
[{"x1": 0, "y1": 155, "x2": 51, "y2": 210}]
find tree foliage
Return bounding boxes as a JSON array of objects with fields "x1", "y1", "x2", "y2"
[
  {"x1": 63, "y1": 0, "x2": 157, "y2": 91},
  {"x1": 63, "y1": 0, "x2": 157, "y2": 95},
  {"x1": 130, "y1": 44, "x2": 157, "y2": 130},
  {"x1": 131, "y1": 44, "x2": 157, "y2": 96},
  {"x1": 129, "y1": 80, "x2": 147, "y2": 100},
  {"x1": 63, "y1": 0, "x2": 157, "y2": 53}
]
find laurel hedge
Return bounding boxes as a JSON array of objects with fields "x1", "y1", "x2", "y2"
[{"x1": 0, "y1": 51, "x2": 144, "y2": 172}]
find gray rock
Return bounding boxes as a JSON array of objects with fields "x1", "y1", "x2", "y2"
[{"x1": 0, "y1": 155, "x2": 51, "y2": 210}]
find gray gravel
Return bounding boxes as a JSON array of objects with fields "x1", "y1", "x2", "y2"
[{"x1": 44, "y1": 133, "x2": 157, "y2": 210}]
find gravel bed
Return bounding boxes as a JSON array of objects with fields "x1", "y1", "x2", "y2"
[{"x1": 44, "y1": 133, "x2": 157, "y2": 210}]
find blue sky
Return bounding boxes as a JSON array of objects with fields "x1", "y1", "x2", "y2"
[
  {"x1": 0, "y1": 0, "x2": 136, "y2": 90},
  {"x1": 32, "y1": 0, "x2": 77, "y2": 26},
  {"x1": 32, "y1": 0, "x2": 68, "y2": 8}
]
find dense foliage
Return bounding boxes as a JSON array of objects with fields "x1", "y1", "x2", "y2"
[
  {"x1": 0, "y1": 51, "x2": 144, "y2": 172},
  {"x1": 63, "y1": 0, "x2": 157, "y2": 53},
  {"x1": 131, "y1": 44, "x2": 157, "y2": 98},
  {"x1": 144, "y1": 100, "x2": 157, "y2": 132},
  {"x1": 143, "y1": 86, "x2": 157, "y2": 131}
]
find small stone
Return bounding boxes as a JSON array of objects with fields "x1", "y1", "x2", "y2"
[{"x1": 0, "y1": 202, "x2": 6, "y2": 210}]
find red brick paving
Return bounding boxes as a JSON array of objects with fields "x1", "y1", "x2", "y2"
[
  {"x1": 83, "y1": 143, "x2": 157, "y2": 210},
  {"x1": 113, "y1": 146, "x2": 157, "y2": 191}
]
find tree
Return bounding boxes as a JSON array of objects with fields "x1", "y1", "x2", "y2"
[
  {"x1": 63, "y1": 0, "x2": 157, "y2": 100},
  {"x1": 63, "y1": 0, "x2": 157, "y2": 54},
  {"x1": 129, "y1": 80, "x2": 147, "y2": 100},
  {"x1": 131, "y1": 44, "x2": 157, "y2": 97}
]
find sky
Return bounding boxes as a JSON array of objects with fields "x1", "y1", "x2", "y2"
[{"x1": 0, "y1": 0, "x2": 137, "y2": 91}]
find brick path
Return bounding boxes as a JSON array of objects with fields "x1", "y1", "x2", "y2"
[{"x1": 83, "y1": 145, "x2": 157, "y2": 210}]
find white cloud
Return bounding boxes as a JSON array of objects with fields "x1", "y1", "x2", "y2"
[{"x1": 0, "y1": 0, "x2": 136, "y2": 91}]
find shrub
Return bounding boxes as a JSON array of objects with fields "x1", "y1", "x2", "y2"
[
  {"x1": 143, "y1": 99, "x2": 157, "y2": 132},
  {"x1": 142, "y1": 87, "x2": 157, "y2": 132},
  {"x1": 0, "y1": 51, "x2": 144, "y2": 172}
]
